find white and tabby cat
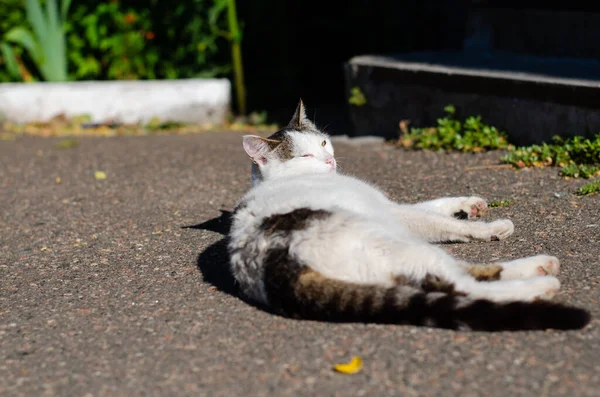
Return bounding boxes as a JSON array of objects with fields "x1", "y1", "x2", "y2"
[{"x1": 227, "y1": 100, "x2": 590, "y2": 331}]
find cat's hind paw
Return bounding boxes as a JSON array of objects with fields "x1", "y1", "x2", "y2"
[
  {"x1": 530, "y1": 276, "x2": 561, "y2": 301},
  {"x1": 500, "y1": 255, "x2": 560, "y2": 280},
  {"x1": 452, "y1": 197, "x2": 488, "y2": 220},
  {"x1": 505, "y1": 276, "x2": 561, "y2": 302}
]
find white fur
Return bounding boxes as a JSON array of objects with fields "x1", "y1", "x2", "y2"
[
  {"x1": 248, "y1": 131, "x2": 335, "y2": 186},
  {"x1": 229, "y1": 132, "x2": 562, "y2": 305}
]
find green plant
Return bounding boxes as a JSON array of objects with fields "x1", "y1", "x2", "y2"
[
  {"x1": 489, "y1": 200, "x2": 513, "y2": 208},
  {"x1": 348, "y1": 87, "x2": 367, "y2": 106},
  {"x1": 1, "y1": 0, "x2": 71, "y2": 82},
  {"x1": 66, "y1": 2, "x2": 158, "y2": 80},
  {"x1": 502, "y1": 134, "x2": 600, "y2": 178},
  {"x1": 207, "y1": 0, "x2": 246, "y2": 114},
  {"x1": 63, "y1": 0, "x2": 234, "y2": 82},
  {"x1": 397, "y1": 106, "x2": 509, "y2": 152},
  {"x1": 1, "y1": 0, "x2": 242, "y2": 101},
  {"x1": 138, "y1": 0, "x2": 232, "y2": 80},
  {"x1": 576, "y1": 180, "x2": 600, "y2": 196},
  {"x1": 560, "y1": 164, "x2": 600, "y2": 179},
  {"x1": 0, "y1": 0, "x2": 27, "y2": 81}
]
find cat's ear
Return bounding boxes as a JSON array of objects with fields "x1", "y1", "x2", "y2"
[
  {"x1": 242, "y1": 135, "x2": 281, "y2": 165},
  {"x1": 287, "y1": 99, "x2": 315, "y2": 130}
]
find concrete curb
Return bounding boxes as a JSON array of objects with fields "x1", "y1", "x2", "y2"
[{"x1": 0, "y1": 78, "x2": 231, "y2": 124}]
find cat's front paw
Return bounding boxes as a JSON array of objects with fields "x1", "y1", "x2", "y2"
[
  {"x1": 487, "y1": 219, "x2": 514, "y2": 241},
  {"x1": 453, "y1": 196, "x2": 488, "y2": 220}
]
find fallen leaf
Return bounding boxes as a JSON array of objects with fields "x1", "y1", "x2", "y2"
[
  {"x1": 333, "y1": 356, "x2": 363, "y2": 374},
  {"x1": 55, "y1": 177, "x2": 61, "y2": 184},
  {"x1": 94, "y1": 171, "x2": 107, "y2": 180}
]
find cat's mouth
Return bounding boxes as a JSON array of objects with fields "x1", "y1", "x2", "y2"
[{"x1": 327, "y1": 158, "x2": 337, "y2": 171}]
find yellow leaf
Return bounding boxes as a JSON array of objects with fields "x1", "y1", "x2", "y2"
[
  {"x1": 94, "y1": 171, "x2": 107, "y2": 180},
  {"x1": 55, "y1": 177, "x2": 61, "y2": 184},
  {"x1": 333, "y1": 356, "x2": 363, "y2": 374}
]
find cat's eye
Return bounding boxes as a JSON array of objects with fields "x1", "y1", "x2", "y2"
[
  {"x1": 302, "y1": 154, "x2": 314, "y2": 158},
  {"x1": 321, "y1": 140, "x2": 327, "y2": 147}
]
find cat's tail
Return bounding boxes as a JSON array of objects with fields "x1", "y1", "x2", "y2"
[{"x1": 263, "y1": 251, "x2": 590, "y2": 331}]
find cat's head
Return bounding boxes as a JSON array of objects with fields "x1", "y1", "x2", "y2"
[{"x1": 242, "y1": 100, "x2": 335, "y2": 186}]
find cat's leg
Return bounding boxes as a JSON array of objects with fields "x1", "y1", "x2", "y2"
[
  {"x1": 380, "y1": 243, "x2": 560, "y2": 302},
  {"x1": 391, "y1": 205, "x2": 514, "y2": 243},
  {"x1": 460, "y1": 255, "x2": 560, "y2": 281},
  {"x1": 293, "y1": 212, "x2": 556, "y2": 302},
  {"x1": 452, "y1": 274, "x2": 561, "y2": 302},
  {"x1": 410, "y1": 196, "x2": 488, "y2": 220}
]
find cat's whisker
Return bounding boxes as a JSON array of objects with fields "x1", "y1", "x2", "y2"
[{"x1": 321, "y1": 122, "x2": 332, "y2": 132}]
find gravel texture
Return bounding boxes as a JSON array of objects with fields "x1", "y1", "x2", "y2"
[{"x1": 1, "y1": 132, "x2": 599, "y2": 397}]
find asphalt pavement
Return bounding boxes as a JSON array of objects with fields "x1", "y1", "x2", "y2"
[{"x1": 1, "y1": 131, "x2": 599, "y2": 396}]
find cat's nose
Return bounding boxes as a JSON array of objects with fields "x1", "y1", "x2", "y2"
[{"x1": 325, "y1": 157, "x2": 336, "y2": 168}]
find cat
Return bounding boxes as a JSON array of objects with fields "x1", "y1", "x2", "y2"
[{"x1": 227, "y1": 100, "x2": 590, "y2": 331}]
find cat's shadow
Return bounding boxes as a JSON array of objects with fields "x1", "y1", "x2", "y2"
[{"x1": 183, "y1": 210, "x2": 239, "y2": 296}]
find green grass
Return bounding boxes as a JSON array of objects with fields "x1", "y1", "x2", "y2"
[{"x1": 396, "y1": 105, "x2": 509, "y2": 152}]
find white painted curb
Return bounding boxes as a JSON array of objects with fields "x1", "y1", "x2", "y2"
[{"x1": 0, "y1": 78, "x2": 231, "y2": 124}]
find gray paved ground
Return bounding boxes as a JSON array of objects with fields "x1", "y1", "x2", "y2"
[{"x1": 1, "y1": 132, "x2": 599, "y2": 397}]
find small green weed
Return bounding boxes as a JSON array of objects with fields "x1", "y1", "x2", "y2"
[
  {"x1": 488, "y1": 199, "x2": 513, "y2": 208},
  {"x1": 348, "y1": 87, "x2": 367, "y2": 107},
  {"x1": 576, "y1": 180, "x2": 600, "y2": 196},
  {"x1": 502, "y1": 134, "x2": 600, "y2": 178},
  {"x1": 560, "y1": 164, "x2": 600, "y2": 179},
  {"x1": 397, "y1": 106, "x2": 509, "y2": 152}
]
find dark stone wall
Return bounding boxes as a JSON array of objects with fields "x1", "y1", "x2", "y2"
[
  {"x1": 238, "y1": 0, "x2": 468, "y2": 130},
  {"x1": 239, "y1": 1, "x2": 600, "y2": 133}
]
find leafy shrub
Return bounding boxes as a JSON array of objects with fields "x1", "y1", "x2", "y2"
[
  {"x1": 0, "y1": 0, "x2": 29, "y2": 81},
  {"x1": 66, "y1": 0, "x2": 231, "y2": 80},
  {"x1": 66, "y1": 2, "x2": 158, "y2": 80},
  {"x1": 0, "y1": 0, "x2": 232, "y2": 82}
]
